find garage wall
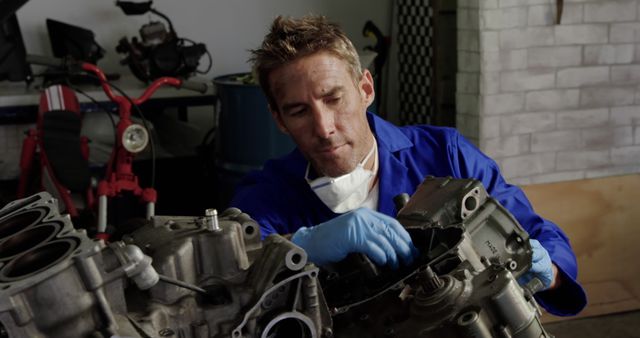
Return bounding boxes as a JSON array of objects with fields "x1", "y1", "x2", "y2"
[
  {"x1": 0, "y1": 1, "x2": 392, "y2": 181},
  {"x1": 16, "y1": 0, "x2": 392, "y2": 77},
  {"x1": 457, "y1": 0, "x2": 640, "y2": 185}
]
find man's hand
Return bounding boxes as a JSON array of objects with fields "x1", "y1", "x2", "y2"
[
  {"x1": 291, "y1": 208, "x2": 419, "y2": 268},
  {"x1": 518, "y1": 239, "x2": 559, "y2": 291}
]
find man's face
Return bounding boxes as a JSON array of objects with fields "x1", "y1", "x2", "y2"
[{"x1": 268, "y1": 52, "x2": 375, "y2": 177}]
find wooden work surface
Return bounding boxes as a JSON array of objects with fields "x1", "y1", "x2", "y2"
[{"x1": 522, "y1": 174, "x2": 640, "y2": 322}]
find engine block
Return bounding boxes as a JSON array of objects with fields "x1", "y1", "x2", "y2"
[
  {"x1": 0, "y1": 193, "x2": 330, "y2": 338},
  {"x1": 0, "y1": 176, "x2": 553, "y2": 338}
]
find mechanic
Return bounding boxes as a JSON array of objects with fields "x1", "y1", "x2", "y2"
[{"x1": 230, "y1": 15, "x2": 586, "y2": 316}]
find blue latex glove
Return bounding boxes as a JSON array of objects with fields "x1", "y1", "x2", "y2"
[
  {"x1": 518, "y1": 239, "x2": 554, "y2": 290},
  {"x1": 291, "y1": 208, "x2": 419, "y2": 268}
]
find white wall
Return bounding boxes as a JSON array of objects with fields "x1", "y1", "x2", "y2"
[
  {"x1": 457, "y1": 0, "x2": 640, "y2": 185},
  {"x1": 17, "y1": 0, "x2": 393, "y2": 77},
  {"x1": 0, "y1": 0, "x2": 392, "y2": 181}
]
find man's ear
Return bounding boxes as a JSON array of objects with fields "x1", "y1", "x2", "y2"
[
  {"x1": 269, "y1": 104, "x2": 290, "y2": 135},
  {"x1": 360, "y1": 69, "x2": 375, "y2": 107}
]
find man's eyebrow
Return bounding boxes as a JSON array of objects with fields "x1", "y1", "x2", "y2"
[
  {"x1": 321, "y1": 86, "x2": 344, "y2": 98},
  {"x1": 280, "y1": 86, "x2": 345, "y2": 112},
  {"x1": 282, "y1": 102, "x2": 305, "y2": 112}
]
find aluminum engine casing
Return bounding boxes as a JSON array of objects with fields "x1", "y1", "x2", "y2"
[
  {"x1": 325, "y1": 176, "x2": 552, "y2": 338},
  {"x1": 0, "y1": 176, "x2": 553, "y2": 338},
  {"x1": 0, "y1": 193, "x2": 331, "y2": 338}
]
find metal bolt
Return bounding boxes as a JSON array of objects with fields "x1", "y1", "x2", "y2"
[
  {"x1": 205, "y1": 208, "x2": 220, "y2": 231},
  {"x1": 418, "y1": 266, "x2": 444, "y2": 293}
]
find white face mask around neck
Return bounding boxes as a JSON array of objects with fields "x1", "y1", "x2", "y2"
[{"x1": 305, "y1": 140, "x2": 377, "y2": 213}]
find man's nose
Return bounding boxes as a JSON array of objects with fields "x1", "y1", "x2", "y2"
[{"x1": 311, "y1": 106, "x2": 335, "y2": 139}]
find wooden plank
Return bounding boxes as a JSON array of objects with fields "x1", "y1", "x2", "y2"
[{"x1": 522, "y1": 174, "x2": 640, "y2": 321}]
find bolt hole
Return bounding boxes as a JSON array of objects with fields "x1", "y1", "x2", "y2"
[
  {"x1": 290, "y1": 253, "x2": 302, "y2": 265},
  {"x1": 464, "y1": 196, "x2": 477, "y2": 212},
  {"x1": 458, "y1": 311, "x2": 478, "y2": 326}
]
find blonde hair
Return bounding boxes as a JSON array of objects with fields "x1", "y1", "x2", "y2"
[{"x1": 250, "y1": 15, "x2": 363, "y2": 107}]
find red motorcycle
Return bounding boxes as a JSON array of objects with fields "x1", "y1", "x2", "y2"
[
  {"x1": 17, "y1": 83, "x2": 93, "y2": 219},
  {"x1": 19, "y1": 54, "x2": 208, "y2": 240}
]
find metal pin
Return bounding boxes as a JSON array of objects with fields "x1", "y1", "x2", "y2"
[{"x1": 205, "y1": 208, "x2": 220, "y2": 231}]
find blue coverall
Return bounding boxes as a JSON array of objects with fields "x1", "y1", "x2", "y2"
[{"x1": 231, "y1": 112, "x2": 587, "y2": 316}]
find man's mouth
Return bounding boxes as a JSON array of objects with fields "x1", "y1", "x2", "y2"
[{"x1": 318, "y1": 144, "x2": 345, "y2": 154}]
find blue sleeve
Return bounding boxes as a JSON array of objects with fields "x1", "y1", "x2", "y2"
[
  {"x1": 229, "y1": 173, "x2": 283, "y2": 239},
  {"x1": 450, "y1": 132, "x2": 587, "y2": 316}
]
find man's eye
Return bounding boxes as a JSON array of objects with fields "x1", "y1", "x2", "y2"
[
  {"x1": 327, "y1": 97, "x2": 341, "y2": 104},
  {"x1": 287, "y1": 108, "x2": 304, "y2": 117}
]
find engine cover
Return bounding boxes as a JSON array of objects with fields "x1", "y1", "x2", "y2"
[{"x1": 322, "y1": 177, "x2": 551, "y2": 338}]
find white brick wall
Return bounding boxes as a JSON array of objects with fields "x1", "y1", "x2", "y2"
[
  {"x1": 531, "y1": 130, "x2": 582, "y2": 152},
  {"x1": 580, "y1": 86, "x2": 635, "y2": 107},
  {"x1": 501, "y1": 152, "x2": 556, "y2": 177},
  {"x1": 528, "y1": 46, "x2": 582, "y2": 68},
  {"x1": 500, "y1": 69, "x2": 555, "y2": 92},
  {"x1": 555, "y1": 25, "x2": 609, "y2": 45},
  {"x1": 611, "y1": 106, "x2": 640, "y2": 125},
  {"x1": 555, "y1": 149, "x2": 610, "y2": 171},
  {"x1": 482, "y1": 7, "x2": 528, "y2": 30},
  {"x1": 584, "y1": 1, "x2": 637, "y2": 22},
  {"x1": 500, "y1": 27, "x2": 555, "y2": 49},
  {"x1": 457, "y1": 0, "x2": 640, "y2": 184},
  {"x1": 481, "y1": 134, "x2": 531, "y2": 158},
  {"x1": 556, "y1": 108, "x2": 609, "y2": 129},
  {"x1": 611, "y1": 23, "x2": 640, "y2": 43},
  {"x1": 526, "y1": 89, "x2": 580, "y2": 111},
  {"x1": 528, "y1": 5, "x2": 555, "y2": 26},
  {"x1": 500, "y1": 112, "x2": 556, "y2": 135},
  {"x1": 611, "y1": 65, "x2": 640, "y2": 83},
  {"x1": 482, "y1": 93, "x2": 525, "y2": 114},
  {"x1": 557, "y1": 67, "x2": 610, "y2": 88},
  {"x1": 584, "y1": 44, "x2": 634, "y2": 65}
]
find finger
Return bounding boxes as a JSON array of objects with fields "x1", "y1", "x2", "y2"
[
  {"x1": 529, "y1": 258, "x2": 543, "y2": 274},
  {"x1": 530, "y1": 239, "x2": 542, "y2": 248},
  {"x1": 366, "y1": 232, "x2": 400, "y2": 269},
  {"x1": 360, "y1": 209, "x2": 418, "y2": 263},
  {"x1": 361, "y1": 238, "x2": 391, "y2": 267},
  {"x1": 376, "y1": 222, "x2": 414, "y2": 266},
  {"x1": 374, "y1": 211, "x2": 414, "y2": 244},
  {"x1": 531, "y1": 257, "x2": 550, "y2": 274},
  {"x1": 529, "y1": 240, "x2": 545, "y2": 266},
  {"x1": 384, "y1": 217, "x2": 420, "y2": 259},
  {"x1": 371, "y1": 212, "x2": 419, "y2": 260}
]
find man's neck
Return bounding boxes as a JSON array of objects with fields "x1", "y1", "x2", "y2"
[{"x1": 366, "y1": 138, "x2": 379, "y2": 192}]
